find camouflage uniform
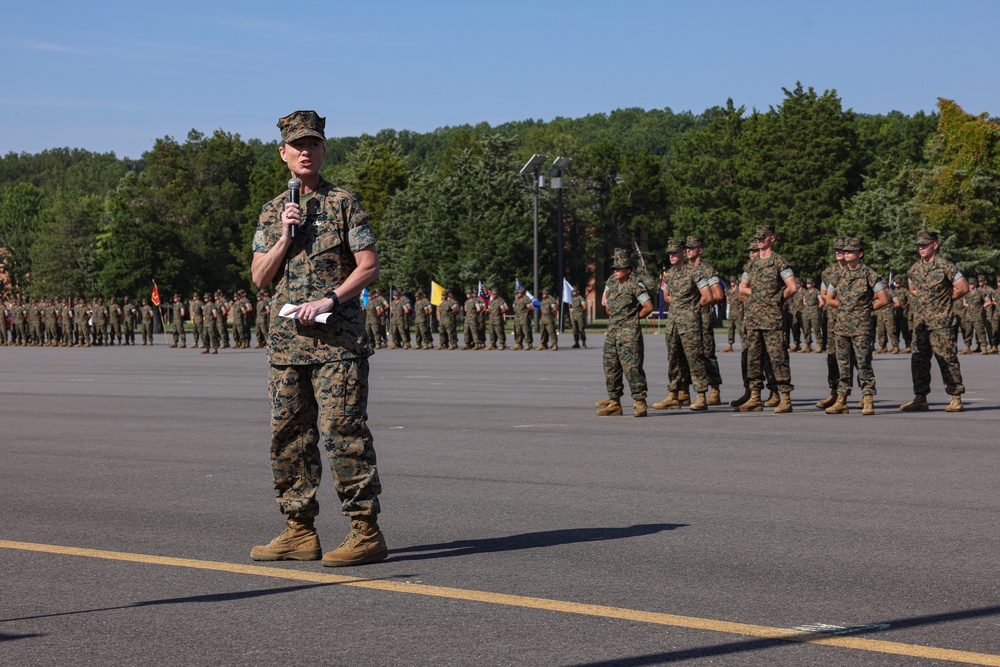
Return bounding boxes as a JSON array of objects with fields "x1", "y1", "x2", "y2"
[
  {"x1": 252, "y1": 174, "x2": 381, "y2": 520},
  {"x1": 364, "y1": 290, "x2": 384, "y2": 349},
  {"x1": 570, "y1": 291, "x2": 587, "y2": 348},
  {"x1": 107, "y1": 299, "x2": 122, "y2": 345},
  {"x1": 687, "y1": 242, "x2": 723, "y2": 391},
  {"x1": 190, "y1": 295, "x2": 204, "y2": 350},
  {"x1": 874, "y1": 293, "x2": 898, "y2": 352},
  {"x1": 962, "y1": 285, "x2": 988, "y2": 353},
  {"x1": 486, "y1": 291, "x2": 508, "y2": 349},
  {"x1": 92, "y1": 299, "x2": 107, "y2": 346},
  {"x1": 820, "y1": 252, "x2": 854, "y2": 399},
  {"x1": 742, "y1": 228, "x2": 795, "y2": 395},
  {"x1": 215, "y1": 294, "x2": 231, "y2": 348},
  {"x1": 27, "y1": 300, "x2": 42, "y2": 345},
  {"x1": 140, "y1": 300, "x2": 156, "y2": 345},
  {"x1": 906, "y1": 235, "x2": 965, "y2": 398},
  {"x1": 0, "y1": 302, "x2": 8, "y2": 345},
  {"x1": 537, "y1": 291, "x2": 558, "y2": 350},
  {"x1": 511, "y1": 291, "x2": 533, "y2": 350},
  {"x1": 893, "y1": 286, "x2": 911, "y2": 351},
  {"x1": 800, "y1": 283, "x2": 822, "y2": 351},
  {"x1": 170, "y1": 295, "x2": 186, "y2": 347},
  {"x1": 725, "y1": 282, "x2": 742, "y2": 349},
  {"x1": 462, "y1": 292, "x2": 478, "y2": 349},
  {"x1": 388, "y1": 292, "x2": 411, "y2": 349},
  {"x1": 42, "y1": 300, "x2": 58, "y2": 346},
  {"x1": 785, "y1": 287, "x2": 803, "y2": 351},
  {"x1": 256, "y1": 292, "x2": 271, "y2": 348},
  {"x1": 74, "y1": 299, "x2": 90, "y2": 346},
  {"x1": 828, "y1": 253, "x2": 885, "y2": 397},
  {"x1": 661, "y1": 249, "x2": 710, "y2": 395},
  {"x1": 413, "y1": 293, "x2": 433, "y2": 349},
  {"x1": 603, "y1": 258, "x2": 651, "y2": 402},
  {"x1": 436, "y1": 292, "x2": 459, "y2": 349}
]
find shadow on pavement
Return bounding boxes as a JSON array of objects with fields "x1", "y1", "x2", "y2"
[{"x1": 387, "y1": 523, "x2": 688, "y2": 562}]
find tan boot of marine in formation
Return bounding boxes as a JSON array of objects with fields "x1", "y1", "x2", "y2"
[
  {"x1": 652, "y1": 391, "x2": 681, "y2": 410},
  {"x1": 738, "y1": 389, "x2": 763, "y2": 412},
  {"x1": 676, "y1": 389, "x2": 691, "y2": 405},
  {"x1": 774, "y1": 392, "x2": 793, "y2": 414},
  {"x1": 763, "y1": 391, "x2": 781, "y2": 408},
  {"x1": 944, "y1": 395, "x2": 964, "y2": 413},
  {"x1": 250, "y1": 515, "x2": 321, "y2": 561},
  {"x1": 596, "y1": 398, "x2": 623, "y2": 416},
  {"x1": 322, "y1": 516, "x2": 388, "y2": 567},
  {"x1": 824, "y1": 395, "x2": 849, "y2": 414},
  {"x1": 633, "y1": 400, "x2": 647, "y2": 418},
  {"x1": 729, "y1": 388, "x2": 751, "y2": 408},
  {"x1": 595, "y1": 397, "x2": 612, "y2": 408},
  {"x1": 815, "y1": 393, "x2": 837, "y2": 409},
  {"x1": 861, "y1": 395, "x2": 875, "y2": 416},
  {"x1": 689, "y1": 393, "x2": 708, "y2": 411},
  {"x1": 707, "y1": 386, "x2": 721, "y2": 406},
  {"x1": 721, "y1": 343, "x2": 733, "y2": 353},
  {"x1": 899, "y1": 394, "x2": 929, "y2": 412}
]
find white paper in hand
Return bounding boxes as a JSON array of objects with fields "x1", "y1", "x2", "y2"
[{"x1": 279, "y1": 303, "x2": 331, "y2": 324}]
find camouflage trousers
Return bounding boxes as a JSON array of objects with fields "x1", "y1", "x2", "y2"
[
  {"x1": 172, "y1": 319, "x2": 186, "y2": 346},
  {"x1": 727, "y1": 314, "x2": 742, "y2": 345},
  {"x1": 965, "y1": 312, "x2": 988, "y2": 350},
  {"x1": 910, "y1": 324, "x2": 965, "y2": 396},
  {"x1": 513, "y1": 317, "x2": 532, "y2": 348},
  {"x1": 571, "y1": 316, "x2": 586, "y2": 345},
  {"x1": 438, "y1": 319, "x2": 457, "y2": 348},
  {"x1": 256, "y1": 318, "x2": 269, "y2": 347},
  {"x1": 603, "y1": 329, "x2": 647, "y2": 401},
  {"x1": 802, "y1": 311, "x2": 822, "y2": 346},
  {"x1": 415, "y1": 321, "x2": 433, "y2": 348},
  {"x1": 746, "y1": 328, "x2": 793, "y2": 393},
  {"x1": 203, "y1": 320, "x2": 220, "y2": 349},
  {"x1": 267, "y1": 359, "x2": 381, "y2": 519},
  {"x1": 666, "y1": 324, "x2": 709, "y2": 393},
  {"x1": 826, "y1": 344, "x2": 855, "y2": 392},
  {"x1": 835, "y1": 332, "x2": 875, "y2": 397},
  {"x1": 538, "y1": 319, "x2": 557, "y2": 348},
  {"x1": 191, "y1": 319, "x2": 203, "y2": 348},
  {"x1": 700, "y1": 319, "x2": 722, "y2": 386},
  {"x1": 364, "y1": 320, "x2": 380, "y2": 348},
  {"x1": 487, "y1": 319, "x2": 505, "y2": 347},
  {"x1": 876, "y1": 313, "x2": 897, "y2": 349},
  {"x1": 391, "y1": 319, "x2": 410, "y2": 347},
  {"x1": 142, "y1": 322, "x2": 153, "y2": 344}
]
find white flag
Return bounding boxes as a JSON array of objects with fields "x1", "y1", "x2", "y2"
[{"x1": 562, "y1": 279, "x2": 574, "y2": 303}]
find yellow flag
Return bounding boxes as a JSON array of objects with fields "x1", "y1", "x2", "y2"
[{"x1": 430, "y1": 281, "x2": 445, "y2": 306}]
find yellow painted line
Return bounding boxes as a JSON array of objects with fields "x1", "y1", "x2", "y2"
[{"x1": 3, "y1": 540, "x2": 999, "y2": 666}]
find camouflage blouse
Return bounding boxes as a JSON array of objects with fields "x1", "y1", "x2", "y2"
[
  {"x1": 828, "y1": 264, "x2": 884, "y2": 336},
  {"x1": 743, "y1": 253, "x2": 794, "y2": 331},
  {"x1": 253, "y1": 177, "x2": 375, "y2": 364},
  {"x1": 605, "y1": 275, "x2": 651, "y2": 334},
  {"x1": 906, "y1": 255, "x2": 963, "y2": 330}
]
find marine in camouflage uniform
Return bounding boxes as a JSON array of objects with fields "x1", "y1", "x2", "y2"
[
  {"x1": 685, "y1": 236, "x2": 724, "y2": 404},
  {"x1": 511, "y1": 289, "x2": 534, "y2": 350},
  {"x1": 140, "y1": 298, "x2": 156, "y2": 345},
  {"x1": 800, "y1": 279, "x2": 823, "y2": 352},
  {"x1": 739, "y1": 224, "x2": 797, "y2": 413},
  {"x1": 107, "y1": 298, "x2": 122, "y2": 345},
  {"x1": 536, "y1": 288, "x2": 558, "y2": 350},
  {"x1": 462, "y1": 290, "x2": 478, "y2": 350},
  {"x1": 570, "y1": 288, "x2": 587, "y2": 348},
  {"x1": 823, "y1": 237, "x2": 889, "y2": 415},
  {"x1": 436, "y1": 289, "x2": 459, "y2": 350},
  {"x1": 0, "y1": 301, "x2": 9, "y2": 345},
  {"x1": 26, "y1": 299, "x2": 42, "y2": 346},
  {"x1": 42, "y1": 299, "x2": 58, "y2": 346},
  {"x1": 189, "y1": 293, "x2": 204, "y2": 350},
  {"x1": 961, "y1": 281, "x2": 988, "y2": 354},
  {"x1": 786, "y1": 283, "x2": 804, "y2": 352},
  {"x1": 250, "y1": 110, "x2": 384, "y2": 567},
  {"x1": 202, "y1": 293, "x2": 220, "y2": 353},
  {"x1": 815, "y1": 239, "x2": 856, "y2": 409},
  {"x1": 652, "y1": 239, "x2": 712, "y2": 411},
  {"x1": 256, "y1": 291, "x2": 271, "y2": 348},
  {"x1": 486, "y1": 288, "x2": 508, "y2": 350},
  {"x1": 951, "y1": 295, "x2": 969, "y2": 349},
  {"x1": 74, "y1": 298, "x2": 90, "y2": 346},
  {"x1": 388, "y1": 291, "x2": 411, "y2": 349},
  {"x1": 733, "y1": 243, "x2": 779, "y2": 409},
  {"x1": 59, "y1": 298, "x2": 74, "y2": 346},
  {"x1": 901, "y1": 230, "x2": 969, "y2": 412},
  {"x1": 413, "y1": 290, "x2": 433, "y2": 349},
  {"x1": 169, "y1": 294, "x2": 186, "y2": 348},
  {"x1": 596, "y1": 248, "x2": 653, "y2": 417},
  {"x1": 364, "y1": 289, "x2": 385, "y2": 349},
  {"x1": 723, "y1": 278, "x2": 741, "y2": 353},
  {"x1": 874, "y1": 289, "x2": 899, "y2": 354},
  {"x1": 92, "y1": 298, "x2": 108, "y2": 346},
  {"x1": 984, "y1": 277, "x2": 999, "y2": 353},
  {"x1": 893, "y1": 283, "x2": 911, "y2": 352}
]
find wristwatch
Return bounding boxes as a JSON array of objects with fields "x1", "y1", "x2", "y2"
[{"x1": 329, "y1": 292, "x2": 340, "y2": 307}]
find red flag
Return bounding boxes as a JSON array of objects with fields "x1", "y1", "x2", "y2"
[{"x1": 151, "y1": 281, "x2": 161, "y2": 306}]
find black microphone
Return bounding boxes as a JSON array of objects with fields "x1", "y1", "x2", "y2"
[{"x1": 288, "y1": 178, "x2": 301, "y2": 238}]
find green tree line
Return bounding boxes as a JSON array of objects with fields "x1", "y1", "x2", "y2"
[{"x1": 2, "y1": 84, "x2": 998, "y2": 305}]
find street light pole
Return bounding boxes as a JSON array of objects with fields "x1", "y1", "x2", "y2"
[
  {"x1": 545, "y1": 157, "x2": 571, "y2": 332},
  {"x1": 519, "y1": 154, "x2": 548, "y2": 333}
]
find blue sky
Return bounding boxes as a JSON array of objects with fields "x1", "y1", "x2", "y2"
[{"x1": 3, "y1": 1, "x2": 997, "y2": 159}]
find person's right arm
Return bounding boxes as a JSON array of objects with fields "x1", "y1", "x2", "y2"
[{"x1": 252, "y1": 202, "x2": 299, "y2": 289}]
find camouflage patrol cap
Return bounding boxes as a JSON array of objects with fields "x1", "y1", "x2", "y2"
[
  {"x1": 977, "y1": 275, "x2": 986, "y2": 282},
  {"x1": 833, "y1": 237, "x2": 846, "y2": 251},
  {"x1": 754, "y1": 224, "x2": 775, "y2": 239},
  {"x1": 666, "y1": 239, "x2": 685, "y2": 254},
  {"x1": 610, "y1": 248, "x2": 631, "y2": 269},
  {"x1": 841, "y1": 237, "x2": 862, "y2": 252},
  {"x1": 916, "y1": 230, "x2": 939, "y2": 245},
  {"x1": 685, "y1": 235, "x2": 703, "y2": 249},
  {"x1": 747, "y1": 240, "x2": 759, "y2": 250},
  {"x1": 278, "y1": 110, "x2": 326, "y2": 144},
  {"x1": 203, "y1": 292, "x2": 211, "y2": 299}
]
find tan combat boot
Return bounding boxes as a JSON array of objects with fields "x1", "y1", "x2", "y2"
[
  {"x1": 595, "y1": 397, "x2": 613, "y2": 408},
  {"x1": 596, "y1": 399, "x2": 623, "y2": 416},
  {"x1": 990, "y1": 346, "x2": 999, "y2": 354},
  {"x1": 633, "y1": 400, "x2": 647, "y2": 418},
  {"x1": 979, "y1": 347, "x2": 989, "y2": 355},
  {"x1": 890, "y1": 346, "x2": 899, "y2": 354},
  {"x1": 250, "y1": 515, "x2": 321, "y2": 561},
  {"x1": 689, "y1": 393, "x2": 708, "y2": 411},
  {"x1": 449, "y1": 344, "x2": 458, "y2": 350},
  {"x1": 652, "y1": 391, "x2": 681, "y2": 410},
  {"x1": 388, "y1": 343, "x2": 398, "y2": 349},
  {"x1": 322, "y1": 516, "x2": 388, "y2": 567},
  {"x1": 738, "y1": 389, "x2": 763, "y2": 412},
  {"x1": 801, "y1": 343, "x2": 812, "y2": 353},
  {"x1": 824, "y1": 395, "x2": 849, "y2": 414},
  {"x1": 511, "y1": 344, "x2": 521, "y2": 350},
  {"x1": 774, "y1": 392, "x2": 793, "y2": 414},
  {"x1": 861, "y1": 395, "x2": 875, "y2": 416},
  {"x1": 485, "y1": 343, "x2": 496, "y2": 350},
  {"x1": 535, "y1": 344, "x2": 546, "y2": 351},
  {"x1": 763, "y1": 391, "x2": 781, "y2": 408},
  {"x1": 729, "y1": 388, "x2": 751, "y2": 408},
  {"x1": 815, "y1": 346, "x2": 825, "y2": 353},
  {"x1": 815, "y1": 394, "x2": 837, "y2": 409},
  {"x1": 959, "y1": 346, "x2": 971, "y2": 355},
  {"x1": 551, "y1": 344, "x2": 558, "y2": 351},
  {"x1": 944, "y1": 395, "x2": 964, "y2": 413},
  {"x1": 721, "y1": 343, "x2": 733, "y2": 353},
  {"x1": 707, "y1": 386, "x2": 721, "y2": 406},
  {"x1": 900, "y1": 394, "x2": 929, "y2": 412},
  {"x1": 676, "y1": 389, "x2": 691, "y2": 405},
  {"x1": 789, "y1": 343, "x2": 800, "y2": 352}
]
